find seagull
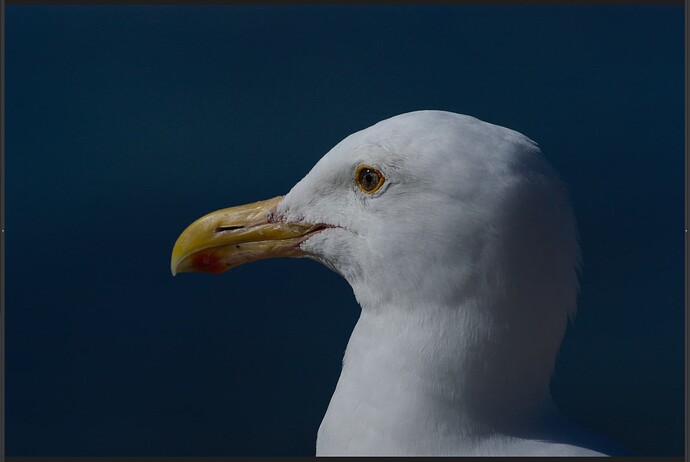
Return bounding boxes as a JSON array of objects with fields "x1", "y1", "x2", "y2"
[{"x1": 170, "y1": 110, "x2": 629, "y2": 456}]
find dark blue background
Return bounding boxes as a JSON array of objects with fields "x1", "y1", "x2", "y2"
[{"x1": 5, "y1": 5, "x2": 684, "y2": 456}]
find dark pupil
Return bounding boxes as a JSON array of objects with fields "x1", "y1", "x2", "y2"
[{"x1": 361, "y1": 170, "x2": 378, "y2": 190}]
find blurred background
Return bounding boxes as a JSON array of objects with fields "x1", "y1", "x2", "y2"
[{"x1": 5, "y1": 5, "x2": 684, "y2": 456}]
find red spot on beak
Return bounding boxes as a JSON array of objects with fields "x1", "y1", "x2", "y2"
[{"x1": 191, "y1": 253, "x2": 227, "y2": 274}]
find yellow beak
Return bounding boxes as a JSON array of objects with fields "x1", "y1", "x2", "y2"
[{"x1": 170, "y1": 196, "x2": 320, "y2": 275}]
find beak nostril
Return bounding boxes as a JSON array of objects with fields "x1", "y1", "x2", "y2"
[{"x1": 215, "y1": 225, "x2": 244, "y2": 233}]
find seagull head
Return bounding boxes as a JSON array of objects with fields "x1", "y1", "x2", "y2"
[{"x1": 172, "y1": 110, "x2": 579, "y2": 320}]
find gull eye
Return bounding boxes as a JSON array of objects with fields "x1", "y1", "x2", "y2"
[{"x1": 355, "y1": 165, "x2": 385, "y2": 194}]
